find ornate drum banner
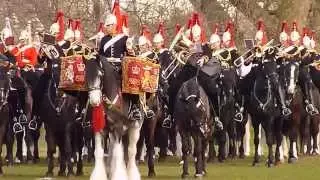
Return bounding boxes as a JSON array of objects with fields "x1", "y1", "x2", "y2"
[
  {"x1": 59, "y1": 55, "x2": 87, "y2": 91},
  {"x1": 122, "y1": 56, "x2": 160, "y2": 94}
]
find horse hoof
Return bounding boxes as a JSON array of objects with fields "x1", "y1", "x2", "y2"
[
  {"x1": 76, "y1": 170, "x2": 84, "y2": 176},
  {"x1": 266, "y1": 161, "x2": 274, "y2": 168},
  {"x1": 148, "y1": 171, "x2": 156, "y2": 177},
  {"x1": 58, "y1": 171, "x2": 66, "y2": 177},
  {"x1": 252, "y1": 161, "x2": 259, "y2": 167},
  {"x1": 202, "y1": 170, "x2": 207, "y2": 176},
  {"x1": 239, "y1": 154, "x2": 245, "y2": 159},
  {"x1": 67, "y1": 171, "x2": 75, "y2": 177},
  {"x1": 274, "y1": 160, "x2": 281, "y2": 166},
  {"x1": 288, "y1": 157, "x2": 297, "y2": 164},
  {"x1": 312, "y1": 151, "x2": 319, "y2": 156},
  {"x1": 181, "y1": 173, "x2": 189, "y2": 179},
  {"x1": 194, "y1": 173, "x2": 203, "y2": 178},
  {"x1": 45, "y1": 172, "x2": 54, "y2": 177},
  {"x1": 33, "y1": 158, "x2": 40, "y2": 164}
]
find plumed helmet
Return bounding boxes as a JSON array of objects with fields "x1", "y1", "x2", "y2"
[{"x1": 105, "y1": 14, "x2": 117, "y2": 26}]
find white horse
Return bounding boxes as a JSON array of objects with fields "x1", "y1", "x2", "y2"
[{"x1": 87, "y1": 57, "x2": 143, "y2": 180}]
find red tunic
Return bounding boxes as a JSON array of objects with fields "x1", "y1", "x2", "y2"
[{"x1": 11, "y1": 45, "x2": 38, "y2": 68}]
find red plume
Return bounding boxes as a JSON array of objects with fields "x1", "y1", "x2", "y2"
[
  {"x1": 281, "y1": 21, "x2": 288, "y2": 33},
  {"x1": 292, "y1": 21, "x2": 298, "y2": 31},
  {"x1": 192, "y1": 12, "x2": 200, "y2": 26},
  {"x1": 310, "y1": 30, "x2": 316, "y2": 40},
  {"x1": 225, "y1": 20, "x2": 235, "y2": 47},
  {"x1": 56, "y1": 11, "x2": 65, "y2": 41},
  {"x1": 187, "y1": 18, "x2": 193, "y2": 29},
  {"x1": 157, "y1": 21, "x2": 165, "y2": 38},
  {"x1": 67, "y1": 19, "x2": 75, "y2": 30},
  {"x1": 302, "y1": 27, "x2": 309, "y2": 36},
  {"x1": 213, "y1": 23, "x2": 219, "y2": 34},
  {"x1": 175, "y1": 24, "x2": 181, "y2": 35},
  {"x1": 75, "y1": 20, "x2": 83, "y2": 40},
  {"x1": 98, "y1": 22, "x2": 104, "y2": 32},
  {"x1": 112, "y1": 0, "x2": 122, "y2": 34},
  {"x1": 141, "y1": 24, "x2": 152, "y2": 42},
  {"x1": 257, "y1": 19, "x2": 264, "y2": 31},
  {"x1": 92, "y1": 104, "x2": 105, "y2": 133},
  {"x1": 122, "y1": 14, "x2": 128, "y2": 28}
]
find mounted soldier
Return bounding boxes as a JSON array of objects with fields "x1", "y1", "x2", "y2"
[
  {"x1": 296, "y1": 25, "x2": 319, "y2": 115},
  {"x1": 0, "y1": 17, "x2": 16, "y2": 65}
]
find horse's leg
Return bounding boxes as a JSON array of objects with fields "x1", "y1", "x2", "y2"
[
  {"x1": 76, "y1": 124, "x2": 84, "y2": 176},
  {"x1": 263, "y1": 119, "x2": 274, "y2": 168},
  {"x1": 275, "y1": 117, "x2": 283, "y2": 165},
  {"x1": 207, "y1": 133, "x2": 216, "y2": 163},
  {"x1": 127, "y1": 127, "x2": 141, "y2": 180},
  {"x1": 252, "y1": 120, "x2": 261, "y2": 166},
  {"x1": 180, "y1": 130, "x2": 190, "y2": 178},
  {"x1": 145, "y1": 118, "x2": 156, "y2": 177},
  {"x1": 5, "y1": 122, "x2": 14, "y2": 166},
  {"x1": 24, "y1": 89, "x2": 34, "y2": 162},
  {"x1": 202, "y1": 139, "x2": 208, "y2": 176},
  {"x1": 243, "y1": 117, "x2": 251, "y2": 157},
  {"x1": 228, "y1": 123, "x2": 237, "y2": 159},
  {"x1": 311, "y1": 117, "x2": 320, "y2": 155},
  {"x1": 90, "y1": 131, "x2": 107, "y2": 180},
  {"x1": 168, "y1": 124, "x2": 177, "y2": 155},
  {"x1": 193, "y1": 133, "x2": 203, "y2": 177},
  {"x1": 15, "y1": 131, "x2": 23, "y2": 163},
  {"x1": 33, "y1": 125, "x2": 41, "y2": 163},
  {"x1": 45, "y1": 128, "x2": 56, "y2": 177},
  {"x1": 217, "y1": 130, "x2": 226, "y2": 162},
  {"x1": 158, "y1": 126, "x2": 169, "y2": 161},
  {"x1": 65, "y1": 122, "x2": 75, "y2": 176},
  {"x1": 136, "y1": 122, "x2": 145, "y2": 163},
  {"x1": 238, "y1": 119, "x2": 247, "y2": 159},
  {"x1": 0, "y1": 122, "x2": 6, "y2": 175}
]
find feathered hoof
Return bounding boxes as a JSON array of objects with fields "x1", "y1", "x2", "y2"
[
  {"x1": 274, "y1": 160, "x2": 282, "y2": 166},
  {"x1": 76, "y1": 170, "x2": 84, "y2": 176},
  {"x1": 45, "y1": 171, "x2": 53, "y2": 177},
  {"x1": 67, "y1": 171, "x2": 75, "y2": 177},
  {"x1": 181, "y1": 172, "x2": 189, "y2": 179},
  {"x1": 148, "y1": 171, "x2": 156, "y2": 177},
  {"x1": 194, "y1": 173, "x2": 203, "y2": 178},
  {"x1": 58, "y1": 170, "x2": 66, "y2": 177},
  {"x1": 288, "y1": 157, "x2": 297, "y2": 164}
]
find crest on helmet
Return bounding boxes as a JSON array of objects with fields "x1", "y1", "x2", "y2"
[
  {"x1": 153, "y1": 21, "x2": 165, "y2": 44},
  {"x1": 49, "y1": 11, "x2": 64, "y2": 41},
  {"x1": 64, "y1": 19, "x2": 75, "y2": 41},
  {"x1": 280, "y1": 21, "x2": 289, "y2": 43},
  {"x1": 209, "y1": 23, "x2": 220, "y2": 45},
  {"x1": 290, "y1": 21, "x2": 300, "y2": 44}
]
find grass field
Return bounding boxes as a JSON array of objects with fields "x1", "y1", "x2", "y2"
[{"x1": 2, "y1": 130, "x2": 320, "y2": 180}]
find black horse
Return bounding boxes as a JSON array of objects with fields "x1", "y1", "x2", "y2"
[
  {"x1": 175, "y1": 76, "x2": 213, "y2": 178},
  {"x1": 34, "y1": 49, "x2": 86, "y2": 176},
  {"x1": 0, "y1": 65, "x2": 11, "y2": 175}
]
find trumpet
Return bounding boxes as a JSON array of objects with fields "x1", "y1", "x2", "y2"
[
  {"x1": 162, "y1": 27, "x2": 193, "y2": 80},
  {"x1": 233, "y1": 39, "x2": 275, "y2": 67}
]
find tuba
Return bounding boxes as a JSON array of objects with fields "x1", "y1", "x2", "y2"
[{"x1": 162, "y1": 27, "x2": 193, "y2": 80}]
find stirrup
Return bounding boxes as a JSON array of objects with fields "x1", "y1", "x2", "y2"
[
  {"x1": 234, "y1": 112, "x2": 244, "y2": 122},
  {"x1": 214, "y1": 117, "x2": 223, "y2": 130},
  {"x1": 162, "y1": 115, "x2": 172, "y2": 128},
  {"x1": 129, "y1": 106, "x2": 142, "y2": 121},
  {"x1": 282, "y1": 107, "x2": 292, "y2": 117},
  {"x1": 13, "y1": 122, "x2": 23, "y2": 134},
  {"x1": 146, "y1": 109, "x2": 155, "y2": 119},
  {"x1": 28, "y1": 119, "x2": 38, "y2": 131},
  {"x1": 306, "y1": 104, "x2": 319, "y2": 116}
]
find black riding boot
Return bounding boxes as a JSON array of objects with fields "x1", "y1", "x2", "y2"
[
  {"x1": 277, "y1": 86, "x2": 292, "y2": 117},
  {"x1": 303, "y1": 82, "x2": 319, "y2": 116}
]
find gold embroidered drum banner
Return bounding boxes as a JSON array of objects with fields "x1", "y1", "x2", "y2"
[
  {"x1": 122, "y1": 57, "x2": 160, "y2": 94},
  {"x1": 59, "y1": 55, "x2": 87, "y2": 91}
]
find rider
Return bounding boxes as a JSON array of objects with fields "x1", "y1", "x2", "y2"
[
  {"x1": 0, "y1": 17, "x2": 16, "y2": 65},
  {"x1": 153, "y1": 21, "x2": 173, "y2": 127},
  {"x1": 168, "y1": 12, "x2": 222, "y2": 124},
  {"x1": 297, "y1": 25, "x2": 319, "y2": 115}
]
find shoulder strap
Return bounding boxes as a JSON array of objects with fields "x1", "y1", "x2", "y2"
[{"x1": 103, "y1": 34, "x2": 125, "y2": 53}]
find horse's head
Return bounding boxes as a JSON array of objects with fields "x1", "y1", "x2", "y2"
[
  {"x1": 86, "y1": 55, "x2": 121, "y2": 107},
  {"x1": 282, "y1": 59, "x2": 300, "y2": 97},
  {"x1": 179, "y1": 78, "x2": 206, "y2": 126},
  {"x1": 0, "y1": 66, "x2": 10, "y2": 105},
  {"x1": 219, "y1": 68, "x2": 236, "y2": 100}
]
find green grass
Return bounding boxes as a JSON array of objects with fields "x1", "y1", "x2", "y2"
[
  {"x1": 2, "y1": 129, "x2": 320, "y2": 180},
  {"x1": 1, "y1": 154, "x2": 320, "y2": 180}
]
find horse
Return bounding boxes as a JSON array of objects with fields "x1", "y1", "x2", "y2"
[
  {"x1": 174, "y1": 75, "x2": 213, "y2": 178},
  {"x1": 86, "y1": 55, "x2": 145, "y2": 180},
  {"x1": 241, "y1": 49, "x2": 284, "y2": 167},
  {"x1": 278, "y1": 58, "x2": 302, "y2": 163},
  {"x1": 34, "y1": 48, "x2": 86, "y2": 176},
  {"x1": 0, "y1": 65, "x2": 11, "y2": 175}
]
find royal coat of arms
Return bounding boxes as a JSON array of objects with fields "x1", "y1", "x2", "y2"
[
  {"x1": 122, "y1": 57, "x2": 160, "y2": 94},
  {"x1": 59, "y1": 55, "x2": 87, "y2": 91}
]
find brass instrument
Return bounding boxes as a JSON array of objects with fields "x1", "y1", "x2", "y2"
[
  {"x1": 162, "y1": 27, "x2": 193, "y2": 80},
  {"x1": 233, "y1": 39, "x2": 275, "y2": 67}
]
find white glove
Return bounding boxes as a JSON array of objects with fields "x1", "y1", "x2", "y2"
[
  {"x1": 89, "y1": 89, "x2": 102, "y2": 107},
  {"x1": 197, "y1": 58, "x2": 205, "y2": 67}
]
